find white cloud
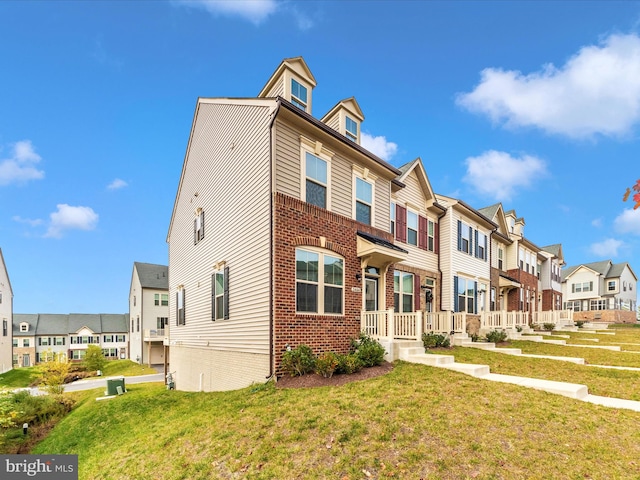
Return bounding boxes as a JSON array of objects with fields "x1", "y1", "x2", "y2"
[
  {"x1": 591, "y1": 218, "x2": 603, "y2": 228},
  {"x1": 462, "y1": 150, "x2": 547, "y2": 201},
  {"x1": 107, "y1": 178, "x2": 128, "y2": 190},
  {"x1": 614, "y1": 208, "x2": 640, "y2": 235},
  {"x1": 0, "y1": 140, "x2": 45, "y2": 186},
  {"x1": 589, "y1": 238, "x2": 624, "y2": 257},
  {"x1": 361, "y1": 132, "x2": 398, "y2": 161},
  {"x1": 45, "y1": 204, "x2": 99, "y2": 239},
  {"x1": 457, "y1": 33, "x2": 640, "y2": 139},
  {"x1": 175, "y1": 0, "x2": 278, "y2": 25},
  {"x1": 12, "y1": 216, "x2": 43, "y2": 227}
]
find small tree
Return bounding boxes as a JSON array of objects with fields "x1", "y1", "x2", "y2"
[
  {"x1": 36, "y1": 350, "x2": 71, "y2": 395},
  {"x1": 84, "y1": 344, "x2": 106, "y2": 372},
  {"x1": 623, "y1": 179, "x2": 640, "y2": 210}
]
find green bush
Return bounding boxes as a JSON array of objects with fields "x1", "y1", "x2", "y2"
[
  {"x1": 516, "y1": 326, "x2": 523, "y2": 333},
  {"x1": 485, "y1": 330, "x2": 508, "y2": 343},
  {"x1": 315, "y1": 352, "x2": 339, "y2": 378},
  {"x1": 350, "y1": 332, "x2": 386, "y2": 367},
  {"x1": 543, "y1": 323, "x2": 555, "y2": 332},
  {"x1": 281, "y1": 345, "x2": 316, "y2": 377},
  {"x1": 575, "y1": 321, "x2": 585, "y2": 328},
  {"x1": 335, "y1": 353, "x2": 363, "y2": 375},
  {"x1": 84, "y1": 345, "x2": 106, "y2": 372},
  {"x1": 422, "y1": 332, "x2": 450, "y2": 350},
  {"x1": 470, "y1": 333, "x2": 480, "y2": 343}
]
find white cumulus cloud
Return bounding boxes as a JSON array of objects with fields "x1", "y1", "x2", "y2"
[
  {"x1": 462, "y1": 150, "x2": 547, "y2": 201},
  {"x1": 361, "y1": 132, "x2": 398, "y2": 161},
  {"x1": 457, "y1": 33, "x2": 640, "y2": 139},
  {"x1": 107, "y1": 178, "x2": 128, "y2": 190},
  {"x1": 614, "y1": 208, "x2": 640, "y2": 235},
  {"x1": 175, "y1": 0, "x2": 278, "y2": 25},
  {"x1": 45, "y1": 204, "x2": 99, "y2": 239},
  {"x1": 0, "y1": 140, "x2": 45, "y2": 186},
  {"x1": 12, "y1": 216, "x2": 43, "y2": 227},
  {"x1": 589, "y1": 238, "x2": 624, "y2": 257}
]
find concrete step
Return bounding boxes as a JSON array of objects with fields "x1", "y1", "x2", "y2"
[
  {"x1": 464, "y1": 342, "x2": 497, "y2": 350},
  {"x1": 440, "y1": 362, "x2": 491, "y2": 377},
  {"x1": 405, "y1": 353, "x2": 455, "y2": 366},
  {"x1": 478, "y1": 373, "x2": 589, "y2": 399},
  {"x1": 491, "y1": 348, "x2": 523, "y2": 355},
  {"x1": 519, "y1": 354, "x2": 585, "y2": 364},
  {"x1": 520, "y1": 334, "x2": 544, "y2": 341},
  {"x1": 550, "y1": 334, "x2": 571, "y2": 339},
  {"x1": 585, "y1": 395, "x2": 640, "y2": 412},
  {"x1": 566, "y1": 344, "x2": 620, "y2": 351},
  {"x1": 398, "y1": 346, "x2": 426, "y2": 359}
]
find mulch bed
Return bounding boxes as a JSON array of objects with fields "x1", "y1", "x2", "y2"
[{"x1": 275, "y1": 361, "x2": 394, "y2": 389}]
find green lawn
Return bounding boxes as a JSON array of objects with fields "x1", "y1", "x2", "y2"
[
  {"x1": 0, "y1": 368, "x2": 37, "y2": 389},
  {"x1": 31, "y1": 363, "x2": 640, "y2": 480}
]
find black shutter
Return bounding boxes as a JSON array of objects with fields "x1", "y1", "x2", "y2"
[
  {"x1": 211, "y1": 274, "x2": 216, "y2": 321},
  {"x1": 453, "y1": 276, "x2": 459, "y2": 312},
  {"x1": 176, "y1": 292, "x2": 179, "y2": 325},
  {"x1": 474, "y1": 230, "x2": 479, "y2": 258},
  {"x1": 457, "y1": 221, "x2": 462, "y2": 251},
  {"x1": 224, "y1": 266, "x2": 230, "y2": 320},
  {"x1": 468, "y1": 226, "x2": 473, "y2": 256},
  {"x1": 474, "y1": 281, "x2": 478, "y2": 314}
]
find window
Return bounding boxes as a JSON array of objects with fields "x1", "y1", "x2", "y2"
[
  {"x1": 194, "y1": 209, "x2": 205, "y2": 245},
  {"x1": 133, "y1": 296, "x2": 136, "y2": 307},
  {"x1": 2, "y1": 319, "x2": 6, "y2": 337},
  {"x1": 296, "y1": 248, "x2": 343, "y2": 315},
  {"x1": 565, "y1": 300, "x2": 582, "y2": 311},
  {"x1": 136, "y1": 317, "x2": 140, "y2": 332},
  {"x1": 394, "y1": 271, "x2": 414, "y2": 313},
  {"x1": 345, "y1": 116, "x2": 358, "y2": 142},
  {"x1": 154, "y1": 293, "x2": 169, "y2": 306},
  {"x1": 102, "y1": 348, "x2": 118, "y2": 358},
  {"x1": 607, "y1": 281, "x2": 616, "y2": 292},
  {"x1": 355, "y1": 177, "x2": 373, "y2": 225},
  {"x1": 457, "y1": 221, "x2": 472, "y2": 254},
  {"x1": 407, "y1": 211, "x2": 418, "y2": 246},
  {"x1": 427, "y1": 220, "x2": 435, "y2": 252},
  {"x1": 177, "y1": 288, "x2": 185, "y2": 325},
  {"x1": 590, "y1": 299, "x2": 607, "y2": 310},
  {"x1": 490, "y1": 287, "x2": 496, "y2": 311},
  {"x1": 157, "y1": 317, "x2": 168, "y2": 329},
  {"x1": 20, "y1": 323, "x2": 28, "y2": 332},
  {"x1": 291, "y1": 79, "x2": 308, "y2": 111},
  {"x1": 498, "y1": 248, "x2": 504, "y2": 270},
  {"x1": 54, "y1": 337, "x2": 65, "y2": 346},
  {"x1": 71, "y1": 350, "x2": 86, "y2": 360},
  {"x1": 103, "y1": 335, "x2": 114, "y2": 343},
  {"x1": 537, "y1": 262, "x2": 541, "y2": 280},
  {"x1": 116, "y1": 335, "x2": 126, "y2": 342},
  {"x1": 455, "y1": 277, "x2": 476, "y2": 314},
  {"x1": 23, "y1": 339, "x2": 29, "y2": 347},
  {"x1": 623, "y1": 281, "x2": 628, "y2": 291},
  {"x1": 305, "y1": 152, "x2": 328, "y2": 209},
  {"x1": 212, "y1": 267, "x2": 229, "y2": 321},
  {"x1": 39, "y1": 337, "x2": 50, "y2": 346},
  {"x1": 12, "y1": 338, "x2": 17, "y2": 347},
  {"x1": 477, "y1": 233, "x2": 487, "y2": 260},
  {"x1": 572, "y1": 282, "x2": 593, "y2": 293},
  {"x1": 390, "y1": 203, "x2": 395, "y2": 235},
  {"x1": 520, "y1": 288, "x2": 524, "y2": 310}
]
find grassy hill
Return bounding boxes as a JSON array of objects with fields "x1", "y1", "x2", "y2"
[{"x1": 31, "y1": 360, "x2": 640, "y2": 479}]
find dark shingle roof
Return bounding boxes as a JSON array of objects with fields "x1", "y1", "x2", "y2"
[
  {"x1": 134, "y1": 262, "x2": 168, "y2": 290},
  {"x1": 101, "y1": 314, "x2": 128, "y2": 333},
  {"x1": 561, "y1": 260, "x2": 635, "y2": 282},
  {"x1": 541, "y1": 244, "x2": 562, "y2": 257},
  {"x1": 13, "y1": 314, "x2": 38, "y2": 336},
  {"x1": 68, "y1": 314, "x2": 102, "y2": 334},
  {"x1": 478, "y1": 203, "x2": 501, "y2": 221},
  {"x1": 34, "y1": 314, "x2": 68, "y2": 335}
]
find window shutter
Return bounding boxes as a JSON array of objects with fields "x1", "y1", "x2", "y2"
[
  {"x1": 434, "y1": 222, "x2": 439, "y2": 254},
  {"x1": 418, "y1": 216, "x2": 427, "y2": 250},
  {"x1": 571, "y1": 284, "x2": 575, "y2": 293},
  {"x1": 589, "y1": 281, "x2": 593, "y2": 292},
  {"x1": 396, "y1": 205, "x2": 407, "y2": 243},
  {"x1": 224, "y1": 266, "x2": 230, "y2": 320},
  {"x1": 474, "y1": 281, "x2": 478, "y2": 314},
  {"x1": 414, "y1": 274, "x2": 421, "y2": 311},
  {"x1": 474, "y1": 230, "x2": 479, "y2": 258},
  {"x1": 176, "y1": 292, "x2": 179, "y2": 326},
  {"x1": 457, "y1": 220, "x2": 462, "y2": 251},
  {"x1": 200, "y1": 211, "x2": 204, "y2": 240},
  {"x1": 453, "y1": 276, "x2": 459, "y2": 312},
  {"x1": 468, "y1": 226, "x2": 473, "y2": 256}
]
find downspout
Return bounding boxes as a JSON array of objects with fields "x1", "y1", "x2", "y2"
[
  {"x1": 267, "y1": 101, "x2": 281, "y2": 380},
  {"x1": 437, "y1": 209, "x2": 447, "y2": 312}
]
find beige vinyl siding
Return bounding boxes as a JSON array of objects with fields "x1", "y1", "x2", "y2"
[
  {"x1": 262, "y1": 80, "x2": 285, "y2": 99},
  {"x1": 129, "y1": 267, "x2": 143, "y2": 363},
  {"x1": 400, "y1": 172, "x2": 426, "y2": 212},
  {"x1": 169, "y1": 100, "x2": 274, "y2": 355},
  {"x1": 373, "y1": 176, "x2": 391, "y2": 231},
  {"x1": 323, "y1": 112, "x2": 340, "y2": 132},
  {"x1": 330, "y1": 151, "x2": 352, "y2": 218},
  {"x1": 506, "y1": 242, "x2": 519, "y2": 271},
  {"x1": 274, "y1": 119, "x2": 301, "y2": 198},
  {"x1": 0, "y1": 255, "x2": 12, "y2": 373}
]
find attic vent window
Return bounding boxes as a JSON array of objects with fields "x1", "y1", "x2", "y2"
[
  {"x1": 291, "y1": 79, "x2": 308, "y2": 111},
  {"x1": 345, "y1": 116, "x2": 358, "y2": 142},
  {"x1": 20, "y1": 323, "x2": 28, "y2": 332}
]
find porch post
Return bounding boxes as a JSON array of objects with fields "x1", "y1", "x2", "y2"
[
  {"x1": 416, "y1": 311, "x2": 423, "y2": 340},
  {"x1": 387, "y1": 309, "x2": 394, "y2": 339}
]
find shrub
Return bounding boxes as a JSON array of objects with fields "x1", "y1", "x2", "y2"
[
  {"x1": 485, "y1": 330, "x2": 508, "y2": 343},
  {"x1": 575, "y1": 321, "x2": 585, "y2": 328},
  {"x1": 281, "y1": 345, "x2": 316, "y2": 376},
  {"x1": 84, "y1": 345, "x2": 106, "y2": 372},
  {"x1": 36, "y1": 351, "x2": 71, "y2": 395},
  {"x1": 470, "y1": 333, "x2": 480, "y2": 343},
  {"x1": 422, "y1": 332, "x2": 450, "y2": 350},
  {"x1": 315, "y1": 352, "x2": 339, "y2": 378},
  {"x1": 350, "y1": 332, "x2": 386, "y2": 367},
  {"x1": 543, "y1": 323, "x2": 555, "y2": 332},
  {"x1": 335, "y1": 353, "x2": 363, "y2": 375},
  {"x1": 516, "y1": 326, "x2": 523, "y2": 333}
]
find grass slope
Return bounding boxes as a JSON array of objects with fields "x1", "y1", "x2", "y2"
[{"x1": 33, "y1": 362, "x2": 640, "y2": 480}]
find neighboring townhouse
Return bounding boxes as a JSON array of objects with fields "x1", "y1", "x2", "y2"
[
  {"x1": 168, "y1": 57, "x2": 411, "y2": 392},
  {"x1": 539, "y1": 244, "x2": 564, "y2": 311},
  {"x1": 12, "y1": 314, "x2": 129, "y2": 365},
  {"x1": 13, "y1": 315, "x2": 36, "y2": 367},
  {"x1": 129, "y1": 262, "x2": 169, "y2": 366},
  {"x1": 562, "y1": 261, "x2": 637, "y2": 323},
  {"x1": 0, "y1": 248, "x2": 13, "y2": 373},
  {"x1": 435, "y1": 194, "x2": 496, "y2": 333}
]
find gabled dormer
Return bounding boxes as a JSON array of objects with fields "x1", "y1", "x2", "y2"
[
  {"x1": 504, "y1": 210, "x2": 525, "y2": 236},
  {"x1": 19, "y1": 322, "x2": 29, "y2": 333},
  {"x1": 320, "y1": 97, "x2": 365, "y2": 144},
  {"x1": 258, "y1": 56, "x2": 317, "y2": 114}
]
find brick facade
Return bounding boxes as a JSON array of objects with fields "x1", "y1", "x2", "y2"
[
  {"x1": 273, "y1": 193, "x2": 395, "y2": 372},
  {"x1": 394, "y1": 264, "x2": 440, "y2": 313},
  {"x1": 572, "y1": 310, "x2": 637, "y2": 323},
  {"x1": 489, "y1": 267, "x2": 501, "y2": 311},
  {"x1": 542, "y1": 289, "x2": 561, "y2": 311},
  {"x1": 506, "y1": 268, "x2": 538, "y2": 318}
]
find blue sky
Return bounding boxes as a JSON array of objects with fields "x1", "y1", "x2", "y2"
[{"x1": 1, "y1": 0, "x2": 639, "y2": 314}]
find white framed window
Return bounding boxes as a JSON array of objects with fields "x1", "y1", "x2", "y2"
[
  {"x1": 456, "y1": 277, "x2": 476, "y2": 314},
  {"x1": 212, "y1": 267, "x2": 229, "y2": 321},
  {"x1": 390, "y1": 202, "x2": 396, "y2": 235},
  {"x1": 345, "y1": 116, "x2": 358, "y2": 142},
  {"x1": 116, "y1": 335, "x2": 126, "y2": 342},
  {"x1": 304, "y1": 152, "x2": 328, "y2": 208},
  {"x1": 12, "y1": 338, "x2": 17, "y2": 347},
  {"x1": 155, "y1": 293, "x2": 169, "y2": 306},
  {"x1": 23, "y1": 339, "x2": 30, "y2": 347},
  {"x1": 103, "y1": 335, "x2": 114, "y2": 343},
  {"x1": 572, "y1": 282, "x2": 593, "y2": 293},
  {"x1": 460, "y1": 223, "x2": 470, "y2": 254},
  {"x1": 54, "y1": 337, "x2": 65, "y2": 346},
  {"x1": 394, "y1": 271, "x2": 414, "y2": 313},
  {"x1": 427, "y1": 220, "x2": 435, "y2": 252},
  {"x1": 291, "y1": 78, "x2": 308, "y2": 111},
  {"x1": 296, "y1": 248, "x2": 344, "y2": 315},
  {"x1": 498, "y1": 248, "x2": 504, "y2": 270},
  {"x1": 20, "y1": 323, "x2": 28, "y2": 332},
  {"x1": 407, "y1": 211, "x2": 418, "y2": 246},
  {"x1": 354, "y1": 176, "x2": 374, "y2": 225},
  {"x1": 177, "y1": 287, "x2": 185, "y2": 325},
  {"x1": 194, "y1": 208, "x2": 205, "y2": 245},
  {"x1": 565, "y1": 300, "x2": 582, "y2": 311},
  {"x1": 477, "y1": 233, "x2": 487, "y2": 260}
]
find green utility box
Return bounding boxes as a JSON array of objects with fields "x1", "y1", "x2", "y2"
[{"x1": 105, "y1": 377, "x2": 126, "y2": 396}]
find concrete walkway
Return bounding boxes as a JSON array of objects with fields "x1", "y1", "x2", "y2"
[{"x1": 399, "y1": 345, "x2": 640, "y2": 413}]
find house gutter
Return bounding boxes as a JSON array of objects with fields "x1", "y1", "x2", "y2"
[
  {"x1": 266, "y1": 101, "x2": 281, "y2": 380},
  {"x1": 437, "y1": 209, "x2": 447, "y2": 312}
]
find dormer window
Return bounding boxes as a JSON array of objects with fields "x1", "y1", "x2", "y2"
[
  {"x1": 20, "y1": 322, "x2": 28, "y2": 332},
  {"x1": 291, "y1": 79, "x2": 308, "y2": 111},
  {"x1": 345, "y1": 116, "x2": 358, "y2": 142}
]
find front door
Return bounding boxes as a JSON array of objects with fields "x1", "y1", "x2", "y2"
[
  {"x1": 22, "y1": 354, "x2": 30, "y2": 367},
  {"x1": 365, "y1": 278, "x2": 378, "y2": 311}
]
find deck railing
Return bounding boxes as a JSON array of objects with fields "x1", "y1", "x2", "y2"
[
  {"x1": 143, "y1": 329, "x2": 166, "y2": 340},
  {"x1": 362, "y1": 310, "x2": 466, "y2": 340}
]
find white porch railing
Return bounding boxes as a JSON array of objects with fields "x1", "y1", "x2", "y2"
[
  {"x1": 531, "y1": 310, "x2": 574, "y2": 327},
  {"x1": 362, "y1": 310, "x2": 467, "y2": 341},
  {"x1": 143, "y1": 329, "x2": 166, "y2": 340},
  {"x1": 481, "y1": 310, "x2": 574, "y2": 330}
]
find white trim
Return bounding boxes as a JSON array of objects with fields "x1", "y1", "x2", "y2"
[{"x1": 300, "y1": 136, "x2": 333, "y2": 211}]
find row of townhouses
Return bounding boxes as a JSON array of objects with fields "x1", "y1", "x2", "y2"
[
  {"x1": 165, "y1": 57, "x2": 636, "y2": 392},
  {"x1": 0, "y1": 58, "x2": 636, "y2": 388}
]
